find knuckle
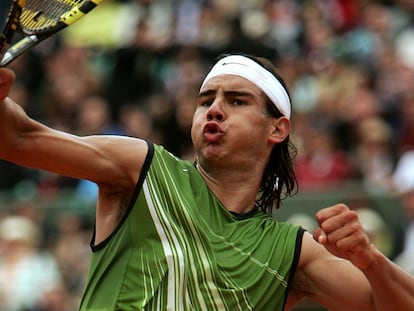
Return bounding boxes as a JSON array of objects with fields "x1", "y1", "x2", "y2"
[
  {"x1": 349, "y1": 222, "x2": 361, "y2": 233},
  {"x1": 335, "y1": 203, "x2": 348, "y2": 211},
  {"x1": 320, "y1": 221, "x2": 331, "y2": 233}
]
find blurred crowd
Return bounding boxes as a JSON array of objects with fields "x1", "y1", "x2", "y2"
[{"x1": 1, "y1": 0, "x2": 414, "y2": 309}]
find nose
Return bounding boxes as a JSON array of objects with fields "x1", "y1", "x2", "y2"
[{"x1": 207, "y1": 99, "x2": 225, "y2": 121}]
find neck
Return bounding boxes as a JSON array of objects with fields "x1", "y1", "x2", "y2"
[{"x1": 196, "y1": 162, "x2": 262, "y2": 214}]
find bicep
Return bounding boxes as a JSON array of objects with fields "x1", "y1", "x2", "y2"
[
  {"x1": 8, "y1": 121, "x2": 148, "y2": 188},
  {"x1": 292, "y1": 232, "x2": 373, "y2": 311}
]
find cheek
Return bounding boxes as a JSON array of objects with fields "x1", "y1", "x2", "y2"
[
  {"x1": 234, "y1": 120, "x2": 269, "y2": 149},
  {"x1": 245, "y1": 117, "x2": 272, "y2": 138},
  {"x1": 190, "y1": 124, "x2": 196, "y2": 144},
  {"x1": 190, "y1": 114, "x2": 201, "y2": 143}
]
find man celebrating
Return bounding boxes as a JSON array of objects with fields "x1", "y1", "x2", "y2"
[{"x1": 1, "y1": 54, "x2": 414, "y2": 310}]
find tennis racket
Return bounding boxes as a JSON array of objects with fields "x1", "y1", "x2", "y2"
[{"x1": 0, "y1": 0, "x2": 104, "y2": 67}]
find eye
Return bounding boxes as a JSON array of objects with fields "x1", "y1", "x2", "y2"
[
  {"x1": 199, "y1": 99, "x2": 213, "y2": 107},
  {"x1": 232, "y1": 99, "x2": 246, "y2": 106}
]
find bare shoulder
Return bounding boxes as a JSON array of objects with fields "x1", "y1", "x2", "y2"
[
  {"x1": 80, "y1": 135, "x2": 149, "y2": 187},
  {"x1": 84, "y1": 136, "x2": 150, "y2": 243}
]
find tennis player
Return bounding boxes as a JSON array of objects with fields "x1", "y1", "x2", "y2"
[{"x1": 1, "y1": 54, "x2": 413, "y2": 310}]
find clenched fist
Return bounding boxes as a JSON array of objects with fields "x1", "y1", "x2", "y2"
[{"x1": 313, "y1": 204, "x2": 376, "y2": 270}]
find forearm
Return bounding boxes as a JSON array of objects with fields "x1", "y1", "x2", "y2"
[
  {"x1": 0, "y1": 97, "x2": 23, "y2": 155},
  {"x1": 362, "y1": 247, "x2": 414, "y2": 310},
  {"x1": 0, "y1": 69, "x2": 18, "y2": 154},
  {"x1": 314, "y1": 205, "x2": 414, "y2": 310},
  {"x1": 0, "y1": 97, "x2": 35, "y2": 159}
]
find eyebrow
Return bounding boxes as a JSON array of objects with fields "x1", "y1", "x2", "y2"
[{"x1": 198, "y1": 89, "x2": 255, "y2": 99}]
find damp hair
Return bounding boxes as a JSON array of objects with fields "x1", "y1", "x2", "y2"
[{"x1": 251, "y1": 55, "x2": 298, "y2": 213}]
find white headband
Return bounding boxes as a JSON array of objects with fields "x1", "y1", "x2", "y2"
[{"x1": 200, "y1": 55, "x2": 291, "y2": 119}]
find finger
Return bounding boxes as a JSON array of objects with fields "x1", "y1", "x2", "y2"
[
  {"x1": 315, "y1": 204, "x2": 348, "y2": 224},
  {"x1": 318, "y1": 207, "x2": 358, "y2": 235},
  {"x1": 318, "y1": 233, "x2": 327, "y2": 244},
  {"x1": 0, "y1": 68, "x2": 16, "y2": 82},
  {"x1": 313, "y1": 227, "x2": 328, "y2": 244},
  {"x1": 334, "y1": 229, "x2": 371, "y2": 252},
  {"x1": 325, "y1": 222, "x2": 361, "y2": 247},
  {"x1": 0, "y1": 68, "x2": 15, "y2": 99}
]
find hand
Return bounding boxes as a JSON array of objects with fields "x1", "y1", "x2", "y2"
[
  {"x1": 313, "y1": 204, "x2": 376, "y2": 270},
  {"x1": 0, "y1": 68, "x2": 15, "y2": 101}
]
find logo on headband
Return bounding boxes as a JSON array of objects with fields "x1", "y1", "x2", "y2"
[{"x1": 221, "y1": 62, "x2": 248, "y2": 67}]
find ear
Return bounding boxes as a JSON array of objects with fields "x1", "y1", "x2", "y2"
[{"x1": 269, "y1": 116, "x2": 290, "y2": 144}]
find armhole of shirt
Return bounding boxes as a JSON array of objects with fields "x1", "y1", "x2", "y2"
[
  {"x1": 282, "y1": 227, "x2": 305, "y2": 308},
  {"x1": 90, "y1": 141, "x2": 155, "y2": 251}
]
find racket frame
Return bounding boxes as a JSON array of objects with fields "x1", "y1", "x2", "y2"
[{"x1": 0, "y1": 0, "x2": 103, "y2": 66}]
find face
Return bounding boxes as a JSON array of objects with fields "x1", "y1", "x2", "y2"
[{"x1": 191, "y1": 74, "x2": 289, "y2": 170}]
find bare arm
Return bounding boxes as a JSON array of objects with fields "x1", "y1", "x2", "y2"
[
  {"x1": 290, "y1": 204, "x2": 414, "y2": 310},
  {"x1": 287, "y1": 232, "x2": 373, "y2": 310},
  {"x1": 0, "y1": 68, "x2": 149, "y2": 242},
  {"x1": 314, "y1": 204, "x2": 414, "y2": 310},
  {"x1": 361, "y1": 246, "x2": 414, "y2": 310},
  {"x1": 0, "y1": 68, "x2": 147, "y2": 188}
]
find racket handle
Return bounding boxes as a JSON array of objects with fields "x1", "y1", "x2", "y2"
[
  {"x1": 0, "y1": 0, "x2": 26, "y2": 63},
  {"x1": 0, "y1": 35, "x2": 38, "y2": 67}
]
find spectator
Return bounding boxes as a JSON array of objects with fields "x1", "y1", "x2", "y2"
[
  {"x1": 294, "y1": 117, "x2": 356, "y2": 191},
  {"x1": 353, "y1": 116, "x2": 396, "y2": 194},
  {"x1": 0, "y1": 215, "x2": 62, "y2": 311}
]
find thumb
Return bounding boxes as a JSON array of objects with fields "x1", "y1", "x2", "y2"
[
  {"x1": 313, "y1": 227, "x2": 327, "y2": 244},
  {"x1": 0, "y1": 68, "x2": 15, "y2": 101}
]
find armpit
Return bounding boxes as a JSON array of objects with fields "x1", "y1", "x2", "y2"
[{"x1": 290, "y1": 269, "x2": 316, "y2": 300}]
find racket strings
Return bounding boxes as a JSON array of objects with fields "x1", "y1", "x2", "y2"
[{"x1": 20, "y1": 0, "x2": 84, "y2": 33}]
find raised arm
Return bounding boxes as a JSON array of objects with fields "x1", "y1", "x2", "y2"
[
  {"x1": 0, "y1": 68, "x2": 147, "y2": 187},
  {"x1": 0, "y1": 68, "x2": 149, "y2": 242},
  {"x1": 289, "y1": 204, "x2": 414, "y2": 310}
]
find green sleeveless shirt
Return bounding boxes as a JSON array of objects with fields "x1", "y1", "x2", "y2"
[{"x1": 79, "y1": 142, "x2": 304, "y2": 311}]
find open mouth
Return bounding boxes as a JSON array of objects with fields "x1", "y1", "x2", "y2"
[
  {"x1": 204, "y1": 123, "x2": 219, "y2": 134},
  {"x1": 203, "y1": 123, "x2": 223, "y2": 142}
]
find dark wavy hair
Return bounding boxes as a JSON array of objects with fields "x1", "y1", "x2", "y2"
[{"x1": 219, "y1": 54, "x2": 298, "y2": 214}]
